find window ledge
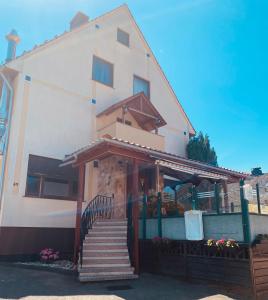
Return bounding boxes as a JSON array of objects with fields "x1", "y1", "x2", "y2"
[
  {"x1": 92, "y1": 78, "x2": 114, "y2": 89},
  {"x1": 23, "y1": 195, "x2": 77, "y2": 202}
]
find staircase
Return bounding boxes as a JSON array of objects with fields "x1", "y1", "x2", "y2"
[{"x1": 79, "y1": 218, "x2": 138, "y2": 282}]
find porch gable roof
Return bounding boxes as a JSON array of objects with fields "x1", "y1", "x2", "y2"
[
  {"x1": 96, "y1": 92, "x2": 167, "y2": 131},
  {"x1": 62, "y1": 137, "x2": 248, "y2": 183}
]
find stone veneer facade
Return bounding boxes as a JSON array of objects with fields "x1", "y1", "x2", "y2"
[{"x1": 97, "y1": 156, "x2": 127, "y2": 219}]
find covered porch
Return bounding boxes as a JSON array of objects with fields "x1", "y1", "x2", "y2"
[{"x1": 62, "y1": 137, "x2": 248, "y2": 273}]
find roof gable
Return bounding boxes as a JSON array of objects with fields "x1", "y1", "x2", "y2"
[
  {"x1": 121, "y1": 5, "x2": 195, "y2": 135},
  {"x1": 97, "y1": 92, "x2": 167, "y2": 131},
  {"x1": 3, "y1": 4, "x2": 195, "y2": 135}
]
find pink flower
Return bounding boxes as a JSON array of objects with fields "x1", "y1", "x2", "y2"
[{"x1": 40, "y1": 248, "x2": 60, "y2": 262}]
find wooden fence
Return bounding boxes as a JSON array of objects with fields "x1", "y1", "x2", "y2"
[
  {"x1": 140, "y1": 240, "x2": 251, "y2": 285},
  {"x1": 140, "y1": 239, "x2": 268, "y2": 299},
  {"x1": 251, "y1": 239, "x2": 268, "y2": 299}
]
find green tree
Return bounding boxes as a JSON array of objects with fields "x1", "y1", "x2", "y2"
[{"x1": 186, "y1": 132, "x2": 218, "y2": 166}]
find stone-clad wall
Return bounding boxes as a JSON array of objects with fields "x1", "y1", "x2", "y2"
[
  {"x1": 97, "y1": 156, "x2": 127, "y2": 219},
  {"x1": 228, "y1": 174, "x2": 268, "y2": 211}
]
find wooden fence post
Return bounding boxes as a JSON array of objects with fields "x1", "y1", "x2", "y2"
[{"x1": 256, "y1": 183, "x2": 261, "y2": 214}]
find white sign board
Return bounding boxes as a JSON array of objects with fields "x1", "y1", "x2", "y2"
[
  {"x1": 243, "y1": 184, "x2": 253, "y2": 202},
  {"x1": 184, "y1": 210, "x2": 204, "y2": 241}
]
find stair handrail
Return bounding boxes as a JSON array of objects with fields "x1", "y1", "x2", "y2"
[{"x1": 79, "y1": 194, "x2": 114, "y2": 266}]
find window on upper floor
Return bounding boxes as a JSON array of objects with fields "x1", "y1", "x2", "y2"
[
  {"x1": 117, "y1": 28, "x2": 130, "y2": 47},
  {"x1": 25, "y1": 155, "x2": 78, "y2": 200},
  {"x1": 92, "y1": 55, "x2": 114, "y2": 87},
  {"x1": 133, "y1": 75, "x2": 150, "y2": 99}
]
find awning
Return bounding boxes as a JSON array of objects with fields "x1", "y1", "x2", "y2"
[{"x1": 156, "y1": 159, "x2": 228, "y2": 181}]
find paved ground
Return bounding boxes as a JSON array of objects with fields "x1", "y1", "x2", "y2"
[{"x1": 0, "y1": 264, "x2": 252, "y2": 300}]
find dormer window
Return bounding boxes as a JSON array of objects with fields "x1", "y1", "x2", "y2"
[{"x1": 117, "y1": 28, "x2": 130, "y2": 47}]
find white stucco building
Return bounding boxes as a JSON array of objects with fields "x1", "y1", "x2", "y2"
[{"x1": 0, "y1": 5, "x2": 197, "y2": 258}]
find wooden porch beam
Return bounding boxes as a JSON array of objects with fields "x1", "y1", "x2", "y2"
[
  {"x1": 128, "y1": 107, "x2": 158, "y2": 120},
  {"x1": 74, "y1": 143, "x2": 153, "y2": 167},
  {"x1": 73, "y1": 164, "x2": 85, "y2": 264}
]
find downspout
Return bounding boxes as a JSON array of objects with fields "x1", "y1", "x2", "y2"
[
  {"x1": 0, "y1": 29, "x2": 20, "y2": 207},
  {"x1": 0, "y1": 72, "x2": 14, "y2": 205}
]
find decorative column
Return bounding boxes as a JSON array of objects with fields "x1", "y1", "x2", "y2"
[{"x1": 73, "y1": 164, "x2": 85, "y2": 263}]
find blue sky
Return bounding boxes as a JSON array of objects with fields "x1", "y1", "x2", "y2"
[{"x1": 0, "y1": 0, "x2": 267, "y2": 173}]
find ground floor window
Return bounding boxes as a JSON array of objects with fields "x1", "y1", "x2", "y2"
[{"x1": 25, "y1": 154, "x2": 78, "y2": 200}]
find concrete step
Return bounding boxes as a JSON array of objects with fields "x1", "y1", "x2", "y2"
[
  {"x1": 85, "y1": 237, "x2": 126, "y2": 243},
  {"x1": 95, "y1": 221, "x2": 127, "y2": 226},
  {"x1": 82, "y1": 259, "x2": 130, "y2": 265},
  {"x1": 87, "y1": 232, "x2": 127, "y2": 237},
  {"x1": 83, "y1": 255, "x2": 129, "y2": 259},
  {"x1": 83, "y1": 249, "x2": 128, "y2": 254},
  {"x1": 79, "y1": 266, "x2": 134, "y2": 274},
  {"x1": 79, "y1": 273, "x2": 138, "y2": 282},
  {"x1": 95, "y1": 218, "x2": 127, "y2": 221},
  {"x1": 83, "y1": 241, "x2": 127, "y2": 246},
  {"x1": 83, "y1": 239, "x2": 127, "y2": 246},
  {"x1": 82, "y1": 263, "x2": 131, "y2": 268},
  {"x1": 83, "y1": 244, "x2": 128, "y2": 251},
  {"x1": 79, "y1": 217, "x2": 135, "y2": 282},
  {"x1": 88, "y1": 226, "x2": 127, "y2": 233},
  {"x1": 95, "y1": 219, "x2": 127, "y2": 223},
  {"x1": 92, "y1": 225, "x2": 126, "y2": 230}
]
